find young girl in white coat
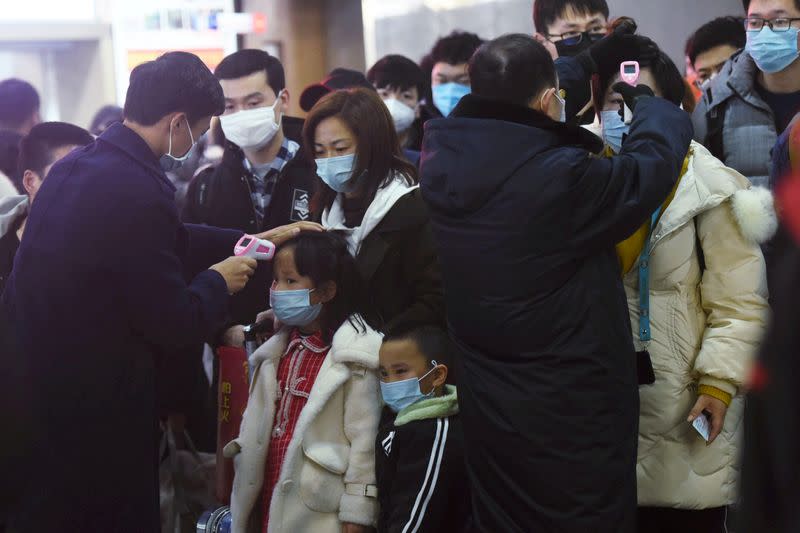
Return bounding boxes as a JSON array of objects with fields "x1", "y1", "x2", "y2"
[{"x1": 224, "y1": 231, "x2": 381, "y2": 533}]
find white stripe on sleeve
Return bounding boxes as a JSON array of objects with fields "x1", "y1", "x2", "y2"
[
  {"x1": 409, "y1": 418, "x2": 449, "y2": 533},
  {"x1": 401, "y1": 418, "x2": 443, "y2": 533}
]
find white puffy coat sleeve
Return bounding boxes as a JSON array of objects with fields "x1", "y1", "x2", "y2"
[
  {"x1": 694, "y1": 198, "x2": 769, "y2": 396},
  {"x1": 338, "y1": 362, "x2": 381, "y2": 526}
]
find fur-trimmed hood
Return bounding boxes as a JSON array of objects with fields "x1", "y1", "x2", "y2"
[
  {"x1": 652, "y1": 141, "x2": 777, "y2": 248},
  {"x1": 249, "y1": 316, "x2": 380, "y2": 372}
]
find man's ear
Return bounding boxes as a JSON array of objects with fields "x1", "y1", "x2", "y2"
[
  {"x1": 279, "y1": 89, "x2": 290, "y2": 116},
  {"x1": 317, "y1": 280, "x2": 337, "y2": 304},
  {"x1": 22, "y1": 169, "x2": 42, "y2": 199},
  {"x1": 534, "y1": 32, "x2": 559, "y2": 60}
]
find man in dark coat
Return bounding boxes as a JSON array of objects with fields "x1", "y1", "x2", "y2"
[
  {"x1": 0, "y1": 52, "x2": 312, "y2": 533},
  {"x1": 419, "y1": 34, "x2": 693, "y2": 532}
]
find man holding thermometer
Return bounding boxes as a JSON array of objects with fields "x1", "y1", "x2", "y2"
[{"x1": 0, "y1": 52, "x2": 321, "y2": 533}]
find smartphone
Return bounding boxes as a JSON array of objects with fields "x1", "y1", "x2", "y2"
[{"x1": 692, "y1": 413, "x2": 711, "y2": 442}]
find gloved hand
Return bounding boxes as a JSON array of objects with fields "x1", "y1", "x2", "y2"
[
  {"x1": 578, "y1": 22, "x2": 659, "y2": 79},
  {"x1": 612, "y1": 82, "x2": 656, "y2": 113}
]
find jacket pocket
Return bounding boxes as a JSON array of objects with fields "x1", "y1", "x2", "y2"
[{"x1": 297, "y1": 447, "x2": 346, "y2": 513}]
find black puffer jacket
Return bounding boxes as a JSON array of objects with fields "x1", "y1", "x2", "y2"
[{"x1": 420, "y1": 92, "x2": 692, "y2": 532}]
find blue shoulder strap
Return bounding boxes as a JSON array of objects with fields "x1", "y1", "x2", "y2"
[{"x1": 638, "y1": 207, "x2": 662, "y2": 343}]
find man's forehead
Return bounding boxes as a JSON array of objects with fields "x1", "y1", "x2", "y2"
[
  {"x1": 433, "y1": 62, "x2": 468, "y2": 75},
  {"x1": 748, "y1": 0, "x2": 799, "y2": 16},
  {"x1": 549, "y1": 5, "x2": 607, "y2": 30},
  {"x1": 219, "y1": 70, "x2": 273, "y2": 99}
]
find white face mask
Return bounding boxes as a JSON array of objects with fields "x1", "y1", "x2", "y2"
[
  {"x1": 219, "y1": 90, "x2": 284, "y2": 150},
  {"x1": 383, "y1": 97, "x2": 416, "y2": 133}
]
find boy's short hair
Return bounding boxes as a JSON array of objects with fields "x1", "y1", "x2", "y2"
[
  {"x1": 533, "y1": 0, "x2": 610, "y2": 34},
  {"x1": 0, "y1": 78, "x2": 40, "y2": 130},
  {"x1": 687, "y1": 16, "x2": 746, "y2": 67},
  {"x1": 428, "y1": 31, "x2": 484, "y2": 66},
  {"x1": 383, "y1": 325, "x2": 453, "y2": 369},
  {"x1": 18, "y1": 121, "x2": 93, "y2": 177},
  {"x1": 124, "y1": 51, "x2": 224, "y2": 127},
  {"x1": 367, "y1": 55, "x2": 427, "y2": 97}
]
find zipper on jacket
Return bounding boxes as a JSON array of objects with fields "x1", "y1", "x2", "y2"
[
  {"x1": 198, "y1": 182, "x2": 207, "y2": 206},
  {"x1": 240, "y1": 172, "x2": 259, "y2": 231}
]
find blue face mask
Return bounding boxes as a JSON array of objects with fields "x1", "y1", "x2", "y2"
[
  {"x1": 159, "y1": 116, "x2": 196, "y2": 172},
  {"x1": 432, "y1": 82, "x2": 470, "y2": 117},
  {"x1": 601, "y1": 110, "x2": 630, "y2": 154},
  {"x1": 380, "y1": 362, "x2": 438, "y2": 413},
  {"x1": 747, "y1": 26, "x2": 800, "y2": 74},
  {"x1": 315, "y1": 153, "x2": 357, "y2": 193},
  {"x1": 270, "y1": 288, "x2": 323, "y2": 327}
]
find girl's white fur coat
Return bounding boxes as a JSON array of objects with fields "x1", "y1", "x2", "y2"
[{"x1": 223, "y1": 319, "x2": 382, "y2": 533}]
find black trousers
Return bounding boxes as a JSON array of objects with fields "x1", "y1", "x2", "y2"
[{"x1": 637, "y1": 506, "x2": 728, "y2": 533}]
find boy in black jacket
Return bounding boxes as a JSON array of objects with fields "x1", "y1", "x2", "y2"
[{"x1": 376, "y1": 326, "x2": 471, "y2": 533}]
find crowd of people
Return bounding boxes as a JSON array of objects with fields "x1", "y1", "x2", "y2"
[{"x1": 0, "y1": 0, "x2": 799, "y2": 531}]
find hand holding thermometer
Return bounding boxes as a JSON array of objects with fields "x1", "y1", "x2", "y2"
[
  {"x1": 620, "y1": 61, "x2": 640, "y2": 125},
  {"x1": 234, "y1": 235, "x2": 276, "y2": 261}
]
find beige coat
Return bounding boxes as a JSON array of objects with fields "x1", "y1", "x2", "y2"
[
  {"x1": 624, "y1": 141, "x2": 774, "y2": 509},
  {"x1": 223, "y1": 319, "x2": 382, "y2": 533}
]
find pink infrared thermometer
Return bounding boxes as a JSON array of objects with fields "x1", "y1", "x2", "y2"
[
  {"x1": 620, "y1": 61, "x2": 640, "y2": 124},
  {"x1": 234, "y1": 235, "x2": 275, "y2": 261}
]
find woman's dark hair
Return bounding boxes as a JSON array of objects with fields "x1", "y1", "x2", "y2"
[
  {"x1": 302, "y1": 87, "x2": 417, "y2": 217},
  {"x1": 278, "y1": 231, "x2": 366, "y2": 341},
  {"x1": 594, "y1": 35, "x2": 685, "y2": 110}
]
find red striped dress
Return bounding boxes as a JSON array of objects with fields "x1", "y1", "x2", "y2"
[{"x1": 261, "y1": 329, "x2": 330, "y2": 532}]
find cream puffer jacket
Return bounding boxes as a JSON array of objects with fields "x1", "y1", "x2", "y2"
[
  {"x1": 223, "y1": 318, "x2": 382, "y2": 533},
  {"x1": 624, "y1": 141, "x2": 774, "y2": 509}
]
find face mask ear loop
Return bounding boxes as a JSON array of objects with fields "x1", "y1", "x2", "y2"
[
  {"x1": 167, "y1": 119, "x2": 175, "y2": 158},
  {"x1": 419, "y1": 360, "x2": 439, "y2": 395}
]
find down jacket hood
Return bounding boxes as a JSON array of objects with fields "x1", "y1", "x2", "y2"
[
  {"x1": 0, "y1": 195, "x2": 27, "y2": 239},
  {"x1": 421, "y1": 94, "x2": 603, "y2": 216}
]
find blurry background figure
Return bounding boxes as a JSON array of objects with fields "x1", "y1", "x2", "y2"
[
  {"x1": 300, "y1": 67, "x2": 375, "y2": 113},
  {"x1": 88, "y1": 105, "x2": 124, "y2": 137},
  {"x1": 533, "y1": 0, "x2": 610, "y2": 59},
  {"x1": 686, "y1": 16, "x2": 746, "y2": 93},
  {"x1": 367, "y1": 54, "x2": 428, "y2": 163},
  {"x1": 0, "y1": 79, "x2": 41, "y2": 192},
  {"x1": 423, "y1": 31, "x2": 484, "y2": 118},
  {"x1": 684, "y1": 35, "x2": 703, "y2": 103},
  {"x1": 0, "y1": 122, "x2": 93, "y2": 294},
  {"x1": 740, "y1": 111, "x2": 800, "y2": 533}
]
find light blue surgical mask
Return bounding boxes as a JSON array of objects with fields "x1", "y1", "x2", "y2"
[
  {"x1": 433, "y1": 82, "x2": 470, "y2": 117},
  {"x1": 270, "y1": 288, "x2": 323, "y2": 327},
  {"x1": 315, "y1": 153, "x2": 357, "y2": 193},
  {"x1": 746, "y1": 26, "x2": 800, "y2": 74},
  {"x1": 555, "y1": 91, "x2": 567, "y2": 123},
  {"x1": 601, "y1": 110, "x2": 630, "y2": 154},
  {"x1": 159, "y1": 116, "x2": 196, "y2": 172},
  {"x1": 380, "y1": 361, "x2": 438, "y2": 413}
]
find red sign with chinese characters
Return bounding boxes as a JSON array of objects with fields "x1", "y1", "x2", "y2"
[{"x1": 215, "y1": 346, "x2": 250, "y2": 504}]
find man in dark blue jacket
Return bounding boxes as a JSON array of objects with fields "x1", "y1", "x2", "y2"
[
  {"x1": 0, "y1": 52, "x2": 314, "y2": 533},
  {"x1": 420, "y1": 33, "x2": 693, "y2": 532}
]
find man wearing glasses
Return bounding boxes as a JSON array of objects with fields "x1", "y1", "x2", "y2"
[
  {"x1": 693, "y1": 0, "x2": 800, "y2": 191},
  {"x1": 533, "y1": 0, "x2": 610, "y2": 59}
]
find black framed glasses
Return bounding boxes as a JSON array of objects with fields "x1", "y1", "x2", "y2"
[
  {"x1": 546, "y1": 30, "x2": 606, "y2": 46},
  {"x1": 744, "y1": 17, "x2": 800, "y2": 32}
]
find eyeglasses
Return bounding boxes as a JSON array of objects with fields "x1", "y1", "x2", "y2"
[
  {"x1": 744, "y1": 17, "x2": 800, "y2": 32},
  {"x1": 546, "y1": 29, "x2": 606, "y2": 46}
]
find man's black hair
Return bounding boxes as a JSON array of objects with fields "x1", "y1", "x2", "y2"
[
  {"x1": 383, "y1": 325, "x2": 453, "y2": 369},
  {"x1": 533, "y1": 0, "x2": 610, "y2": 34},
  {"x1": 214, "y1": 49, "x2": 286, "y2": 97},
  {"x1": 18, "y1": 122, "x2": 93, "y2": 178},
  {"x1": 469, "y1": 34, "x2": 557, "y2": 107},
  {"x1": 429, "y1": 31, "x2": 484, "y2": 66},
  {"x1": 0, "y1": 79, "x2": 40, "y2": 131},
  {"x1": 742, "y1": 0, "x2": 800, "y2": 11},
  {"x1": 687, "y1": 17, "x2": 746, "y2": 67},
  {"x1": 124, "y1": 51, "x2": 224, "y2": 127},
  {"x1": 597, "y1": 37, "x2": 685, "y2": 107},
  {"x1": 367, "y1": 55, "x2": 427, "y2": 97}
]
